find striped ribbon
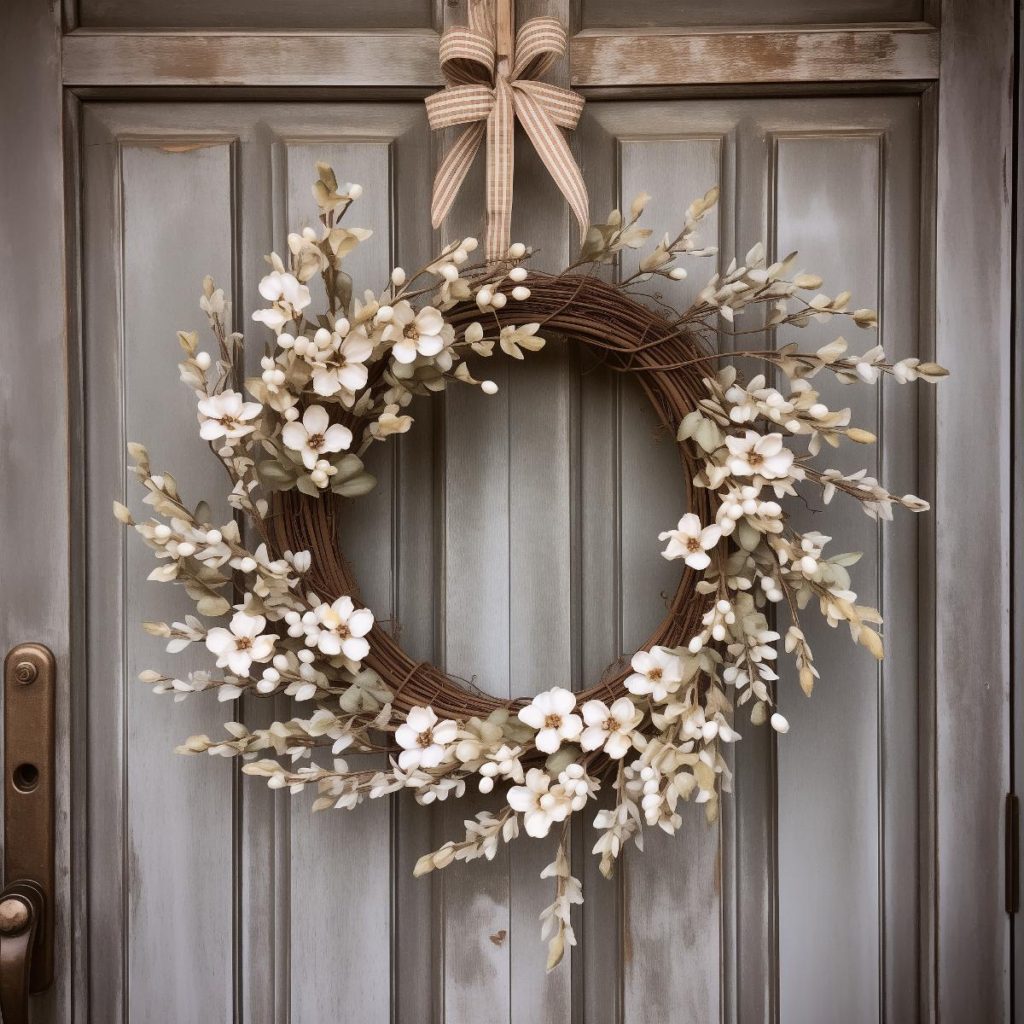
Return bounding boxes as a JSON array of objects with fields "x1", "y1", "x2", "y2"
[{"x1": 424, "y1": 0, "x2": 588, "y2": 261}]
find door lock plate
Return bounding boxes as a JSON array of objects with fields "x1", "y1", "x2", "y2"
[{"x1": 4, "y1": 643, "x2": 55, "y2": 990}]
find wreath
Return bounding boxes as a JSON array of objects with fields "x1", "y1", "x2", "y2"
[{"x1": 116, "y1": 160, "x2": 943, "y2": 968}]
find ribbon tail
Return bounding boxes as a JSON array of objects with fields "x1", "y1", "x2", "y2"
[
  {"x1": 485, "y1": 77, "x2": 516, "y2": 261},
  {"x1": 512, "y1": 88, "x2": 590, "y2": 244},
  {"x1": 431, "y1": 121, "x2": 486, "y2": 229}
]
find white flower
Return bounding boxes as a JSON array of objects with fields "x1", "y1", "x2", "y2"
[
  {"x1": 725, "y1": 431, "x2": 795, "y2": 480},
  {"x1": 205, "y1": 611, "x2": 275, "y2": 676},
  {"x1": 258, "y1": 270, "x2": 311, "y2": 312},
  {"x1": 658, "y1": 513, "x2": 721, "y2": 570},
  {"x1": 312, "y1": 326, "x2": 374, "y2": 398},
  {"x1": 580, "y1": 697, "x2": 640, "y2": 759},
  {"x1": 625, "y1": 646, "x2": 686, "y2": 702},
  {"x1": 197, "y1": 390, "x2": 262, "y2": 443},
  {"x1": 383, "y1": 302, "x2": 446, "y2": 364},
  {"x1": 252, "y1": 307, "x2": 289, "y2": 333},
  {"x1": 305, "y1": 595, "x2": 373, "y2": 662},
  {"x1": 281, "y1": 404, "x2": 352, "y2": 470},
  {"x1": 395, "y1": 706, "x2": 458, "y2": 771},
  {"x1": 507, "y1": 768, "x2": 572, "y2": 838},
  {"x1": 517, "y1": 687, "x2": 583, "y2": 754}
]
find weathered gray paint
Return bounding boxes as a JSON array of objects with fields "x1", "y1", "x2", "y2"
[{"x1": 0, "y1": 1, "x2": 1013, "y2": 1022}]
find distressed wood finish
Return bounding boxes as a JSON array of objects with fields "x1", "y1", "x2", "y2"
[
  {"x1": 59, "y1": 23, "x2": 940, "y2": 89},
  {"x1": 77, "y1": 0, "x2": 435, "y2": 29},
  {"x1": 935, "y1": 0, "x2": 1014, "y2": 1020},
  {"x1": 578, "y1": 0, "x2": 927, "y2": 27},
  {"x1": 579, "y1": 96, "x2": 927, "y2": 1021},
  {"x1": 570, "y1": 24, "x2": 939, "y2": 87},
  {"x1": 1, "y1": 0, "x2": 1013, "y2": 1020},
  {"x1": 0, "y1": 2, "x2": 73, "y2": 1023},
  {"x1": 62, "y1": 30, "x2": 446, "y2": 88}
]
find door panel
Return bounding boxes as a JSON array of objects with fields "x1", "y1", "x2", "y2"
[
  {"x1": 78, "y1": 93, "x2": 925, "y2": 1022},
  {"x1": 76, "y1": 0, "x2": 435, "y2": 29},
  {"x1": 578, "y1": 0, "x2": 924, "y2": 28}
]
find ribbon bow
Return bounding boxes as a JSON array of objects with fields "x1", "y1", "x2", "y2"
[{"x1": 424, "y1": 0, "x2": 588, "y2": 261}]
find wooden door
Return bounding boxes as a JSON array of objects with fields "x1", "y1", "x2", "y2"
[{"x1": 0, "y1": 0, "x2": 1013, "y2": 1021}]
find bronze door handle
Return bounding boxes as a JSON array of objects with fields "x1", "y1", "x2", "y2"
[
  {"x1": 0, "y1": 881, "x2": 44, "y2": 1024},
  {"x1": 2, "y1": 646, "x2": 55, "y2": 1022}
]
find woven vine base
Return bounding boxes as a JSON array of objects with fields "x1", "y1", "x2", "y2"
[{"x1": 270, "y1": 272, "x2": 716, "y2": 720}]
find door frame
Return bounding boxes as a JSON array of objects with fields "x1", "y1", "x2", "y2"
[{"x1": 0, "y1": 0, "x2": 1013, "y2": 1020}]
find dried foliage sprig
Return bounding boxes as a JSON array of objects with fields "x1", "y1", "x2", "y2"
[{"x1": 116, "y1": 163, "x2": 944, "y2": 969}]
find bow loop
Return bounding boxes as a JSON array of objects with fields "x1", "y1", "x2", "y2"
[
  {"x1": 425, "y1": 0, "x2": 589, "y2": 260},
  {"x1": 511, "y1": 17, "x2": 566, "y2": 81},
  {"x1": 438, "y1": 26, "x2": 495, "y2": 86}
]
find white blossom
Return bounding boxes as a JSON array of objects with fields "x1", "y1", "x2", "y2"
[
  {"x1": 258, "y1": 270, "x2": 311, "y2": 312},
  {"x1": 625, "y1": 646, "x2": 686, "y2": 702},
  {"x1": 383, "y1": 302, "x2": 446, "y2": 364},
  {"x1": 658, "y1": 513, "x2": 721, "y2": 570},
  {"x1": 507, "y1": 769, "x2": 572, "y2": 838},
  {"x1": 311, "y1": 325, "x2": 374, "y2": 398},
  {"x1": 205, "y1": 611, "x2": 275, "y2": 676},
  {"x1": 724, "y1": 431, "x2": 795, "y2": 480},
  {"x1": 304, "y1": 596, "x2": 373, "y2": 662},
  {"x1": 580, "y1": 697, "x2": 641, "y2": 759},
  {"x1": 281, "y1": 404, "x2": 352, "y2": 469},
  {"x1": 517, "y1": 687, "x2": 583, "y2": 754},
  {"x1": 395, "y1": 706, "x2": 458, "y2": 771},
  {"x1": 197, "y1": 390, "x2": 262, "y2": 443}
]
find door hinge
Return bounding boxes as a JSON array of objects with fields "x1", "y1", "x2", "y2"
[{"x1": 1007, "y1": 792, "x2": 1019, "y2": 914}]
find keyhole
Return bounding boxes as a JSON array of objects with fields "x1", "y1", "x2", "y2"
[{"x1": 12, "y1": 763, "x2": 39, "y2": 793}]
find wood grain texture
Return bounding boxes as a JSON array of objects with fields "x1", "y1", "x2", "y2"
[
  {"x1": 616, "y1": 134, "x2": 724, "y2": 1024},
  {"x1": 83, "y1": 126, "x2": 241, "y2": 1022},
  {"x1": 77, "y1": 0, "x2": 434, "y2": 30},
  {"x1": 578, "y1": 0, "x2": 924, "y2": 28},
  {"x1": 570, "y1": 24, "x2": 939, "y2": 87},
  {"x1": 55, "y1": 23, "x2": 1001, "y2": 1024},
  {"x1": 935, "y1": 0, "x2": 1014, "y2": 1019},
  {"x1": 0, "y1": 2, "x2": 72, "y2": 1022},
  {"x1": 283, "y1": 138, "x2": 396, "y2": 1024},
  {"x1": 774, "y1": 132, "x2": 884, "y2": 1024},
  {"x1": 62, "y1": 29, "x2": 445, "y2": 87}
]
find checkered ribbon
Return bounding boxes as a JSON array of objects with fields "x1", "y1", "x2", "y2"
[{"x1": 424, "y1": 0, "x2": 588, "y2": 261}]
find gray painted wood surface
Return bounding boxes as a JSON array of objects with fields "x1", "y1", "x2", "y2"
[
  {"x1": 76, "y1": 91, "x2": 934, "y2": 1022},
  {"x1": 0, "y1": 0, "x2": 1013, "y2": 1021}
]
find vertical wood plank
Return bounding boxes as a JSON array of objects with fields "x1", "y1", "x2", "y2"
[
  {"x1": 574, "y1": 105, "x2": 626, "y2": 1024},
  {"x1": 935, "y1": 0, "x2": 1013, "y2": 1019},
  {"x1": 0, "y1": 3, "x2": 72, "y2": 1021},
  {"x1": 773, "y1": 133, "x2": 883, "y2": 1024},
  {"x1": 617, "y1": 136, "x2": 724, "y2": 1024},
  {"x1": 116, "y1": 140, "x2": 238, "y2": 1022},
  {"x1": 727, "y1": 111, "x2": 777, "y2": 1024},
  {"x1": 281, "y1": 138, "x2": 395, "y2": 1024},
  {"x1": 82, "y1": 106, "x2": 127, "y2": 1024}
]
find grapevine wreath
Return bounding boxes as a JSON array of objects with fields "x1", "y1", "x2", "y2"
[{"x1": 117, "y1": 4, "x2": 944, "y2": 971}]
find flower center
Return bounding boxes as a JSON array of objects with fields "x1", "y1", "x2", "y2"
[
  {"x1": 417, "y1": 730, "x2": 433, "y2": 747},
  {"x1": 648, "y1": 667, "x2": 662, "y2": 681},
  {"x1": 686, "y1": 537, "x2": 702, "y2": 553},
  {"x1": 335, "y1": 622, "x2": 350, "y2": 639},
  {"x1": 220, "y1": 415, "x2": 237, "y2": 429},
  {"x1": 235, "y1": 637, "x2": 252, "y2": 651},
  {"x1": 308, "y1": 432, "x2": 325, "y2": 450},
  {"x1": 544, "y1": 714, "x2": 562, "y2": 730},
  {"x1": 403, "y1": 325, "x2": 419, "y2": 340},
  {"x1": 749, "y1": 452, "x2": 764, "y2": 466}
]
